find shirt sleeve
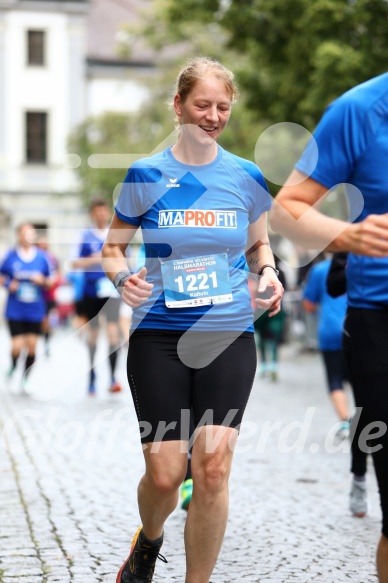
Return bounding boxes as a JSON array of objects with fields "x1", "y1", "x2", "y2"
[
  {"x1": 296, "y1": 95, "x2": 371, "y2": 189},
  {"x1": 237, "y1": 159, "x2": 272, "y2": 223},
  {"x1": 0, "y1": 252, "x2": 11, "y2": 277},
  {"x1": 249, "y1": 170, "x2": 272, "y2": 223},
  {"x1": 115, "y1": 165, "x2": 163, "y2": 226},
  {"x1": 42, "y1": 254, "x2": 51, "y2": 277}
]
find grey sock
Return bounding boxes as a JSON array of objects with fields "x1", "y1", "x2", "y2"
[
  {"x1": 354, "y1": 474, "x2": 366, "y2": 483},
  {"x1": 140, "y1": 530, "x2": 163, "y2": 546}
]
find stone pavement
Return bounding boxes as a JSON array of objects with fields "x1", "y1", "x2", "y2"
[{"x1": 0, "y1": 325, "x2": 381, "y2": 583}]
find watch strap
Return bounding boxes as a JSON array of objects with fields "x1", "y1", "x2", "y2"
[{"x1": 258, "y1": 264, "x2": 279, "y2": 277}]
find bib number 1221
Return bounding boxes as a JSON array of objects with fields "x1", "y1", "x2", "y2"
[
  {"x1": 174, "y1": 271, "x2": 217, "y2": 293},
  {"x1": 161, "y1": 253, "x2": 233, "y2": 308}
]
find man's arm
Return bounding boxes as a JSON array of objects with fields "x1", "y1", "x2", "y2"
[{"x1": 271, "y1": 170, "x2": 388, "y2": 257}]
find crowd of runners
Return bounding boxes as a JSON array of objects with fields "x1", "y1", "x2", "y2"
[{"x1": 0, "y1": 57, "x2": 387, "y2": 583}]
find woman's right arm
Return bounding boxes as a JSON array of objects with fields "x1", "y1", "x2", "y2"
[{"x1": 102, "y1": 212, "x2": 153, "y2": 307}]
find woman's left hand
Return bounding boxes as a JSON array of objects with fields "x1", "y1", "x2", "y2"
[{"x1": 255, "y1": 271, "x2": 284, "y2": 317}]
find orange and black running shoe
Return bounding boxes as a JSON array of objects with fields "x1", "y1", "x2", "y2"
[{"x1": 116, "y1": 526, "x2": 167, "y2": 583}]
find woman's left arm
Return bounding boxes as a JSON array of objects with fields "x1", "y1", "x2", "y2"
[{"x1": 245, "y1": 213, "x2": 284, "y2": 317}]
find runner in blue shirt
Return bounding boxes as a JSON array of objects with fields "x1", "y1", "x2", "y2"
[
  {"x1": 102, "y1": 57, "x2": 283, "y2": 583},
  {"x1": 72, "y1": 198, "x2": 122, "y2": 395},
  {"x1": 0, "y1": 223, "x2": 51, "y2": 389},
  {"x1": 272, "y1": 73, "x2": 388, "y2": 583},
  {"x1": 302, "y1": 257, "x2": 349, "y2": 434}
]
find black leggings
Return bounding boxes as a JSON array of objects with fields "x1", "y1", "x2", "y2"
[
  {"x1": 343, "y1": 308, "x2": 388, "y2": 537},
  {"x1": 127, "y1": 330, "x2": 257, "y2": 443}
]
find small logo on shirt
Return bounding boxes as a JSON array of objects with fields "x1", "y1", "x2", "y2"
[
  {"x1": 166, "y1": 178, "x2": 180, "y2": 188},
  {"x1": 158, "y1": 209, "x2": 237, "y2": 228}
]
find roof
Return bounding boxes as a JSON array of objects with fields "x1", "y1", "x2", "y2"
[{"x1": 87, "y1": 0, "x2": 155, "y2": 65}]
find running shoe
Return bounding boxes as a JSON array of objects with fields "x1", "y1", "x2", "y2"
[
  {"x1": 109, "y1": 380, "x2": 123, "y2": 393},
  {"x1": 88, "y1": 370, "x2": 97, "y2": 395},
  {"x1": 116, "y1": 526, "x2": 166, "y2": 583},
  {"x1": 335, "y1": 420, "x2": 350, "y2": 440},
  {"x1": 349, "y1": 478, "x2": 368, "y2": 517},
  {"x1": 21, "y1": 376, "x2": 31, "y2": 396},
  {"x1": 180, "y1": 478, "x2": 193, "y2": 511},
  {"x1": 6, "y1": 365, "x2": 15, "y2": 380}
]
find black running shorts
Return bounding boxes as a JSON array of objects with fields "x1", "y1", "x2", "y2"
[
  {"x1": 8, "y1": 319, "x2": 42, "y2": 337},
  {"x1": 83, "y1": 296, "x2": 121, "y2": 328},
  {"x1": 321, "y1": 350, "x2": 348, "y2": 392},
  {"x1": 127, "y1": 330, "x2": 257, "y2": 443}
]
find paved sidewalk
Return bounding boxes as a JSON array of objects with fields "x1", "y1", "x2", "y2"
[{"x1": 0, "y1": 326, "x2": 381, "y2": 582}]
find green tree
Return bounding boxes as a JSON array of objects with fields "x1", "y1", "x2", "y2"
[
  {"x1": 67, "y1": 107, "x2": 173, "y2": 205},
  {"x1": 69, "y1": 9, "x2": 266, "y2": 204},
  {"x1": 145, "y1": 0, "x2": 388, "y2": 129}
]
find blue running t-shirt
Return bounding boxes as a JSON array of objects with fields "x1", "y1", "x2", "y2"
[
  {"x1": 115, "y1": 145, "x2": 272, "y2": 331},
  {"x1": 0, "y1": 248, "x2": 50, "y2": 322},
  {"x1": 79, "y1": 228, "x2": 119, "y2": 299},
  {"x1": 296, "y1": 73, "x2": 388, "y2": 309},
  {"x1": 303, "y1": 259, "x2": 347, "y2": 351}
]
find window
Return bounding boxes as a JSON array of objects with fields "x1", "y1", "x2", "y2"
[
  {"x1": 26, "y1": 112, "x2": 48, "y2": 163},
  {"x1": 27, "y1": 30, "x2": 45, "y2": 66}
]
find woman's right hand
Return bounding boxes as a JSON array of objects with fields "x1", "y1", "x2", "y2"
[{"x1": 121, "y1": 267, "x2": 154, "y2": 308}]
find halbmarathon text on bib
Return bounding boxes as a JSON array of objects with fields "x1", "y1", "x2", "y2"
[
  {"x1": 160, "y1": 253, "x2": 233, "y2": 308},
  {"x1": 158, "y1": 209, "x2": 237, "y2": 228}
]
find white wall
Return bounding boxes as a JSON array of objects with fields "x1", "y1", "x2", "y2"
[{"x1": 87, "y1": 76, "x2": 149, "y2": 116}]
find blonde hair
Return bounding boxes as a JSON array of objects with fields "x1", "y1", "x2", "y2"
[{"x1": 168, "y1": 56, "x2": 239, "y2": 124}]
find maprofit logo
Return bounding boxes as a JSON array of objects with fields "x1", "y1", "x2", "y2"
[{"x1": 158, "y1": 209, "x2": 237, "y2": 228}]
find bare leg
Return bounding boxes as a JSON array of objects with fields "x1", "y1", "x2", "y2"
[
  {"x1": 10, "y1": 334, "x2": 24, "y2": 371},
  {"x1": 138, "y1": 440, "x2": 188, "y2": 540},
  {"x1": 185, "y1": 426, "x2": 238, "y2": 583},
  {"x1": 330, "y1": 388, "x2": 349, "y2": 421},
  {"x1": 377, "y1": 534, "x2": 388, "y2": 583}
]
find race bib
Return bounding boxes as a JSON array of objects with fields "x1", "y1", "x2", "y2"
[
  {"x1": 95, "y1": 277, "x2": 116, "y2": 298},
  {"x1": 161, "y1": 253, "x2": 233, "y2": 308},
  {"x1": 17, "y1": 282, "x2": 38, "y2": 303}
]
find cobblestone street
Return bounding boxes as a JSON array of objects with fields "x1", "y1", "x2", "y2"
[{"x1": 0, "y1": 326, "x2": 381, "y2": 582}]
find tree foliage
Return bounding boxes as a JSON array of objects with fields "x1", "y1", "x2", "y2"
[
  {"x1": 67, "y1": 106, "x2": 173, "y2": 205},
  {"x1": 69, "y1": 0, "x2": 387, "y2": 203},
  {"x1": 69, "y1": 4, "x2": 265, "y2": 204},
  {"x1": 148, "y1": 0, "x2": 388, "y2": 129}
]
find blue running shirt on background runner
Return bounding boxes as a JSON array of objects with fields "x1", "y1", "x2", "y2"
[
  {"x1": 0, "y1": 248, "x2": 50, "y2": 321},
  {"x1": 79, "y1": 228, "x2": 118, "y2": 299},
  {"x1": 302, "y1": 259, "x2": 347, "y2": 351}
]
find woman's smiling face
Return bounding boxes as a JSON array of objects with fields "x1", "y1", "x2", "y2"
[{"x1": 174, "y1": 76, "x2": 232, "y2": 145}]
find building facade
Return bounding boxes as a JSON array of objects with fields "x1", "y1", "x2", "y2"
[{"x1": 0, "y1": 0, "x2": 154, "y2": 261}]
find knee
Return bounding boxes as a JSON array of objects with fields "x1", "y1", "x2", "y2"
[
  {"x1": 146, "y1": 467, "x2": 185, "y2": 496},
  {"x1": 192, "y1": 457, "x2": 229, "y2": 495}
]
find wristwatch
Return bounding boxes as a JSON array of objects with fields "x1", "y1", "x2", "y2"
[
  {"x1": 258, "y1": 264, "x2": 279, "y2": 277},
  {"x1": 113, "y1": 269, "x2": 132, "y2": 293}
]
